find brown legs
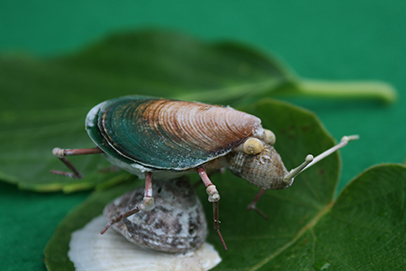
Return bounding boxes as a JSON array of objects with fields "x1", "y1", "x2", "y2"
[
  {"x1": 101, "y1": 172, "x2": 155, "y2": 234},
  {"x1": 247, "y1": 189, "x2": 269, "y2": 220},
  {"x1": 51, "y1": 147, "x2": 227, "y2": 249},
  {"x1": 50, "y1": 147, "x2": 103, "y2": 179},
  {"x1": 50, "y1": 147, "x2": 156, "y2": 235},
  {"x1": 196, "y1": 166, "x2": 227, "y2": 250}
]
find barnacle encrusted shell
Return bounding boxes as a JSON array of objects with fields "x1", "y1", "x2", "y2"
[
  {"x1": 226, "y1": 144, "x2": 290, "y2": 190},
  {"x1": 86, "y1": 96, "x2": 262, "y2": 171},
  {"x1": 104, "y1": 177, "x2": 208, "y2": 253},
  {"x1": 69, "y1": 216, "x2": 221, "y2": 271}
]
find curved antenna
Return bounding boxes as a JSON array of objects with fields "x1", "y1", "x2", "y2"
[
  {"x1": 283, "y1": 155, "x2": 313, "y2": 183},
  {"x1": 283, "y1": 135, "x2": 359, "y2": 183}
]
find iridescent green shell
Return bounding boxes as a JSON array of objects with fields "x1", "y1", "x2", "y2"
[{"x1": 85, "y1": 96, "x2": 262, "y2": 173}]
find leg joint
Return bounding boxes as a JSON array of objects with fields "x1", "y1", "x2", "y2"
[
  {"x1": 206, "y1": 185, "x2": 220, "y2": 202},
  {"x1": 52, "y1": 147, "x2": 65, "y2": 158},
  {"x1": 140, "y1": 197, "x2": 155, "y2": 211}
]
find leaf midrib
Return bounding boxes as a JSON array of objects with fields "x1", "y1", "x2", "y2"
[{"x1": 248, "y1": 201, "x2": 334, "y2": 271}]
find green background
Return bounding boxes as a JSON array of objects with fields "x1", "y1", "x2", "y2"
[{"x1": 1, "y1": 1, "x2": 405, "y2": 270}]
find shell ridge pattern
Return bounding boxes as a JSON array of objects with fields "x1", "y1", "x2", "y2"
[
  {"x1": 194, "y1": 106, "x2": 224, "y2": 151},
  {"x1": 158, "y1": 101, "x2": 190, "y2": 152},
  {"x1": 224, "y1": 107, "x2": 247, "y2": 150},
  {"x1": 104, "y1": 178, "x2": 208, "y2": 253},
  {"x1": 98, "y1": 99, "x2": 150, "y2": 165},
  {"x1": 182, "y1": 103, "x2": 212, "y2": 151},
  {"x1": 148, "y1": 100, "x2": 199, "y2": 167},
  {"x1": 99, "y1": 102, "x2": 129, "y2": 159},
  {"x1": 98, "y1": 96, "x2": 262, "y2": 170}
]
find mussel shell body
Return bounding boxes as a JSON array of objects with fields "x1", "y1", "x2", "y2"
[
  {"x1": 103, "y1": 177, "x2": 208, "y2": 253},
  {"x1": 86, "y1": 96, "x2": 262, "y2": 175}
]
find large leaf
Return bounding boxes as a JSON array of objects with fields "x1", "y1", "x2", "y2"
[
  {"x1": 0, "y1": 29, "x2": 395, "y2": 192},
  {"x1": 247, "y1": 164, "x2": 406, "y2": 270},
  {"x1": 44, "y1": 99, "x2": 406, "y2": 270}
]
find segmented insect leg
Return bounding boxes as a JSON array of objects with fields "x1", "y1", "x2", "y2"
[
  {"x1": 100, "y1": 205, "x2": 141, "y2": 234},
  {"x1": 101, "y1": 172, "x2": 155, "y2": 234},
  {"x1": 196, "y1": 167, "x2": 227, "y2": 250},
  {"x1": 192, "y1": 168, "x2": 225, "y2": 189},
  {"x1": 247, "y1": 189, "x2": 269, "y2": 220},
  {"x1": 50, "y1": 147, "x2": 103, "y2": 179}
]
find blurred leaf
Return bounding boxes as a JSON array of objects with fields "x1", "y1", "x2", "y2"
[
  {"x1": 0, "y1": 29, "x2": 396, "y2": 192},
  {"x1": 45, "y1": 99, "x2": 406, "y2": 270}
]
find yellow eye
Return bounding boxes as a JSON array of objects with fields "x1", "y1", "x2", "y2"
[
  {"x1": 243, "y1": 138, "x2": 264, "y2": 155},
  {"x1": 264, "y1": 129, "x2": 276, "y2": 145}
]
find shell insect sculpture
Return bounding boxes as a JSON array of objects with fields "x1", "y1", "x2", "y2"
[
  {"x1": 51, "y1": 95, "x2": 358, "y2": 249},
  {"x1": 104, "y1": 177, "x2": 208, "y2": 253}
]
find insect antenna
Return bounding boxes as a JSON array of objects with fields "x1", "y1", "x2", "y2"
[
  {"x1": 283, "y1": 135, "x2": 359, "y2": 183},
  {"x1": 283, "y1": 154, "x2": 314, "y2": 183}
]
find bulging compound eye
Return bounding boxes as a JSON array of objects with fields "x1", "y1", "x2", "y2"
[
  {"x1": 243, "y1": 138, "x2": 264, "y2": 155},
  {"x1": 263, "y1": 129, "x2": 276, "y2": 145}
]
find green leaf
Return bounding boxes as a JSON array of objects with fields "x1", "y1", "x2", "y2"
[
  {"x1": 44, "y1": 99, "x2": 406, "y2": 270},
  {"x1": 54, "y1": 29, "x2": 397, "y2": 105},
  {"x1": 0, "y1": 29, "x2": 396, "y2": 192},
  {"x1": 248, "y1": 164, "x2": 406, "y2": 271}
]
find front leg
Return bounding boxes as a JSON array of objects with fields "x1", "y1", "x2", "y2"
[
  {"x1": 50, "y1": 147, "x2": 103, "y2": 179},
  {"x1": 196, "y1": 167, "x2": 227, "y2": 250},
  {"x1": 101, "y1": 172, "x2": 155, "y2": 234},
  {"x1": 247, "y1": 188, "x2": 269, "y2": 220}
]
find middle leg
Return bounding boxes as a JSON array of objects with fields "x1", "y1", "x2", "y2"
[
  {"x1": 196, "y1": 166, "x2": 227, "y2": 250},
  {"x1": 101, "y1": 172, "x2": 155, "y2": 234}
]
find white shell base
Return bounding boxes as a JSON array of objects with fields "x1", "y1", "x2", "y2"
[{"x1": 69, "y1": 216, "x2": 222, "y2": 271}]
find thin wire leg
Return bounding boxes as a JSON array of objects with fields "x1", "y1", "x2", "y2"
[
  {"x1": 196, "y1": 166, "x2": 227, "y2": 250},
  {"x1": 247, "y1": 189, "x2": 269, "y2": 220},
  {"x1": 213, "y1": 201, "x2": 227, "y2": 250},
  {"x1": 100, "y1": 206, "x2": 141, "y2": 234},
  {"x1": 50, "y1": 147, "x2": 103, "y2": 179},
  {"x1": 101, "y1": 172, "x2": 155, "y2": 234}
]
